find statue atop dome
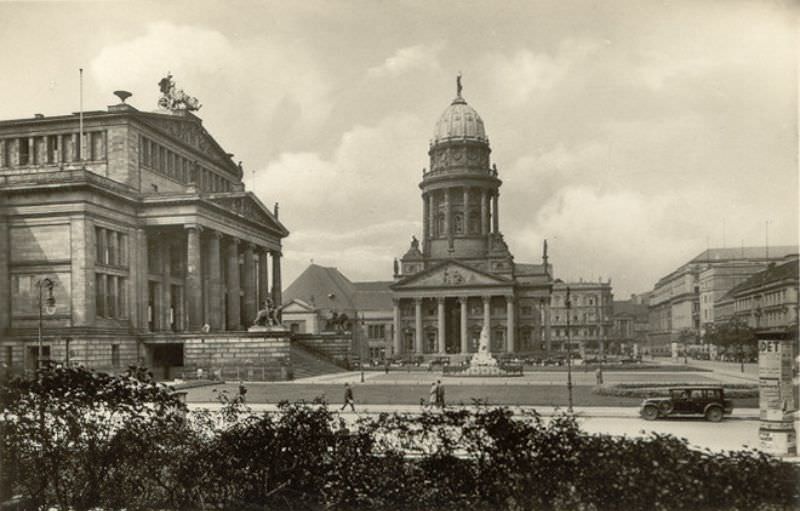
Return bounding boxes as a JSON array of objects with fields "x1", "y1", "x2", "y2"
[{"x1": 456, "y1": 72, "x2": 463, "y2": 98}]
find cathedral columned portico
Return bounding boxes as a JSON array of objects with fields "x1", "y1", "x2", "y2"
[{"x1": 390, "y1": 77, "x2": 553, "y2": 360}]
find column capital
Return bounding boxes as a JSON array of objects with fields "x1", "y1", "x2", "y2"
[
  {"x1": 482, "y1": 295, "x2": 492, "y2": 305},
  {"x1": 458, "y1": 296, "x2": 469, "y2": 304},
  {"x1": 229, "y1": 237, "x2": 240, "y2": 246},
  {"x1": 209, "y1": 230, "x2": 223, "y2": 240},
  {"x1": 184, "y1": 223, "x2": 203, "y2": 232},
  {"x1": 392, "y1": 297, "x2": 400, "y2": 306},
  {"x1": 505, "y1": 295, "x2": 515, "y2": 303},
  {"x1": 436, "y1": 296, "x2": 446, "y2": 305},
  {"x1": 414, "y1": 297, "x2": 423, "y2": 305}
]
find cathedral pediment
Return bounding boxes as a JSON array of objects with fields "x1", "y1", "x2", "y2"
[{"x1": 392, "y1": 260, "x2": 511, "y2": 290}]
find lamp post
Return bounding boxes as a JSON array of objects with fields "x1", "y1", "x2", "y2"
[
  {"x1": 566, "y1": 286, "x2": 574, "y2": 413},
  {"x1": 37, "y1": 277, "x2": 56, "y2": 370}
]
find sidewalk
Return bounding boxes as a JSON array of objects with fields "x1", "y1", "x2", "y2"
[{"x1": 186, "y1": 402, "x2": 760, "y2": 420}]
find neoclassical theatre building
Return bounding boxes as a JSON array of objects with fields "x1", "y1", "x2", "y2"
[
  {"x1": 391, "y1": 81, "x2": 555, "y2": 358},
  {"x1": 0, "y1": 81, "x2": 288, "y2": 374}
]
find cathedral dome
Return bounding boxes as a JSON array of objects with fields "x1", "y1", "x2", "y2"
[{"x1": 432, "y1": 96, "x2": 488, "y2": 145}]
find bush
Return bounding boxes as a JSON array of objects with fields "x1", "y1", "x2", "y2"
[{"x1": 3, "y1": 366, "x2": 798, "y2": 510}]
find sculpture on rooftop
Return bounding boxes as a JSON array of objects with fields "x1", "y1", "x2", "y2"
[{"x1": 157, "y1": 72, "x2": 202, "y2": 112}]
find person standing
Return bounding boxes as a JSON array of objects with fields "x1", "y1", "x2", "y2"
[
  {"x1": 436, "y1": 379, "x2": 445, "y2": 409},
  {"x1": 238, "y1": 381, "x2": 247, "y2": 403},
  {"x1": 341, "y1": 382, "x2": 356, "y2": 412},
  {"x1": 428, "y1": 381, "x2": 438, "y2": 407}
]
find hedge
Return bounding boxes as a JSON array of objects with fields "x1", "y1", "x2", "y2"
[{"x1": 2, "y1": 366, "x2": 797, "y2": 511}]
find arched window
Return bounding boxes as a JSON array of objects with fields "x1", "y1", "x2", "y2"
[
  {"x1": 469, "y1": 211, "x2": 480, "y2": 233},
  {"x1": 454, "y1": 213, "x2": 464, "y2": 234},
  {"x1": 437, "y1": 213, "x2": 445, "y2": 237}
]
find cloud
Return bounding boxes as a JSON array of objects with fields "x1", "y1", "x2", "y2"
[
  {"x1": 90, "y1": 22, "x2": 331, "y2": 133},
  {"x1": 510, "y1": 186, "x2": 708, "y2": 296},
  {"x1": 367, "y1": 42, "x2": 444, "y2": 78},
  {"x1": 254, "y1": 113, "x2": 429, "y2": 284},
  {"x1": 485, "y1": 38, "x2": 602, "y2": 106}
]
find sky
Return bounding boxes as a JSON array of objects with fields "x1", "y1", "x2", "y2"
[{"x1": 1, "y1": 0, "x2": 797, "y2": 297}]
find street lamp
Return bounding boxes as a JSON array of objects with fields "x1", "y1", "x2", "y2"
[
  {"x1": 37, "y1": 277, "x2": 56, "y2": 370},
  {"x1": 566, "y1": 286, "x2": 574, "y2": 413}
]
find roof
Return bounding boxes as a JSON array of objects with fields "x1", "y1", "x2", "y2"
[
  {"x1": 282, "y1": 264, "x2": 394, "y2": 312},
  {"x1": 432, "y1": 96, "x2": 488, "y2": 145},
  {"x1": 728, "y1": 258, "x2": 799, "y2": 297},
  {"x1": 514, "y1": 263, "x2": 548, "y2": 276},
  {"x1": 690, "y1": 246, "x2": 798, "y2": 263},
  {"x1": 612, "y1": 300, "x2": 648, "y2": 321}
]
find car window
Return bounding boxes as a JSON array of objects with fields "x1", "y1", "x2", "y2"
[{"x1": 690, "y1": 390, "x2": 704, "y2": 399}]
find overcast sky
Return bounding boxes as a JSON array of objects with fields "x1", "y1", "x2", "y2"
[{"x1": 1, "y1": 1, "x2": 797, "y2": 297}]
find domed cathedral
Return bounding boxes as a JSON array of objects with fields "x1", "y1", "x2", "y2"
[{"x1": 390, "y1": 76, "x2": 553, "y2": 361}]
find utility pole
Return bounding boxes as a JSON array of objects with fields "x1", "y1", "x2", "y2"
[
  {"x1": 37, "y1": 278, "x2": 56, "y2": 370},
  {"x1": 566, "y1": 286, "x2": 574, "y2": 413}
]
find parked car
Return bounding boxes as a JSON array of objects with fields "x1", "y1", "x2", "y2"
[{"x1": 640, "y1": 387, "x2": 733, "y2": 422}]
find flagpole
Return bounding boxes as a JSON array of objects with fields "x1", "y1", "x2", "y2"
[{"x1": 79, "y1": 68, "x2": 84, "y2": 161}]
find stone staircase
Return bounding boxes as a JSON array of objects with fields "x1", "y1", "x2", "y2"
[{"x1": 290, "y1": 342, "x2": 347, "y2": 379}]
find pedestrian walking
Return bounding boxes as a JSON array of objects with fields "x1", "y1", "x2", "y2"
[
  {"x1": 595, "y1": 368, "x2": 604, "y2": 385},
  {"x1": 341, "y1": 382, "x2": 356, "y2": 412},
  {"x1": 238, "y1": 381, "x2": 248, "y2": 403},
  {"x1": 428, "y1": 381, "x2": 438, "y2": 407},
  {"x1": 436, "y1": 379, "x2": 445, "y2": 409}
]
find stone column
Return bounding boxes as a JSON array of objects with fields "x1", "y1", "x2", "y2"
[
  {"x1": 258, "y1": 249, "x2": 269, "y2": 308},
  {"x1": 135, "y1": 228, "x2": 148, "y2": 330},
  {"x1": 482, "y1": 295, "x2": 492, "y2": 339},
  {"x1": 428, "y1": 193, "x2": 436, "y2": 239},
  {"x1": 69, "y1": 217, "x2": 95, "y2": 326},
  {"x1": 73, "y1": 133, "x2": 80, "y2": 162},
  {"x1": 185, "y1": 224, "x2": 203, "y2": 331},
  {"x1": 56, "y1": 134, "x2": 63, "y2": 163},
  {"x1": 414, "y1": 298, "x2": 423, "y2": 354},
  {"x1": 459, "y1": 297, "x2": 468, "y2": 354},
  {"x1": 544, "y1": 299, "x2": 552, "y2": 353},
  {"x1": 492, "y1": 191, "x2": 500, "y2": 233},
  {"x1": 422, "y1": 193, "x2": 429, "y2": 249},
  {"x1": 207, "y1": 232, "x2": 223, "y2": 330},
  {"x1": 27, "y1": 137, "x2": 34, "y2": 165},
  {"x1": 506, "y1": 295, "x2": 515, "y2": 353},
  {"x1": 242, "y1": 243, "x2": 256, "y2": 327},
  {"x1": 481, "y1": 189, "x2": 489, "y2": 236},
  {"x1": 225, "y1": 238, "x2": 241, "y2": 330},
  {"x1": 160, "y1": 240, "x2": 171, "y2": 331},
  {"x1": 437, "y1": 297, "x2": 446, "y2": 354},
  {"x1": 393, "y1": 299, "x2": 401, "y2": 356},
  {"x1": 463, "y1": 187, "x2": 470, "y2": 235},
  {"x1": 445, "y1": 188, "x2": 453, "y2": 248},
  {"x1": 271, "y1": 250, "x2": 282, "y2": 309}
]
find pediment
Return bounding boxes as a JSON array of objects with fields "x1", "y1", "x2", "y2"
[
  {"x1": 393, "y1": 261, "x2": 511, "y2": 289},
  {"x1": 140, "y1": 115, "x2": 236, "y2": 172},
  {"x1": 206, "y1": 193, "x2": 289, "y2": 235},
  {"x1": 281, "y1": 299, "x2": 315, "y2": 313}
]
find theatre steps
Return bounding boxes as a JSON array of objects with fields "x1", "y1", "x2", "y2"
[{"x1": 290, "y1": 342, "x2": 347, "y2": 380}]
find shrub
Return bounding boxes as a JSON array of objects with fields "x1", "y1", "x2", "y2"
[{"x1": 3, "y1": 366, "x2": 798, "y2": 510}]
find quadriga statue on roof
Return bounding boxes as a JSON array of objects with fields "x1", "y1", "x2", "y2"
[{"x1": 157, "y1": 72, "x2": 202, "y2": 112}]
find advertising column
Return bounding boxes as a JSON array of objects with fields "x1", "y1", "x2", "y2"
[{"x1": 758, "y1": 339, "x2": 796, "y2": 456}]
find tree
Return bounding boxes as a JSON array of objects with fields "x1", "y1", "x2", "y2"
[
  {"x1": 2, "y1": 364, "x2": 186, "y2": 511},
  {"x1": 705, "y1": 317, "x2": 756, "y2": 368}
]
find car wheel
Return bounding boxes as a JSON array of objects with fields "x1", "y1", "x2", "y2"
[
  {"x1": 642, "y1": 405, "x2": 659, "y2": 421},
  {"x1": 705, "y1": 406, "x2": 723, "y2": 422},
  {"x1": 658, "y1": 401, "x2": 673, "y2": 415}
]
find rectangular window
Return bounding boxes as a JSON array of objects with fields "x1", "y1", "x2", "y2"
[
  {"x1": 96, "y1": 273, "x2": 106, "y2": 317},
  {"x1": 118, "y1": 277, "x2": 127, "y2": 318},
  {"x1": 18, "y1": 138, "x2": 29, "y2": 165},
  {"x1": 108, "y1": 275, "x2": 116, "y2": 318},
  {"x1": 111, "y1": 344, "x2": 120, "y2": 368}
]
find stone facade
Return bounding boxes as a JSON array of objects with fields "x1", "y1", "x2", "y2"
[
  {"x1": 647, "y1": 246, "x2": 797, "y2": 356},
  {"x1": 390, "y1": 83, "x2": 553, "y2": 360},
  {"x1": 0, "y1": 93, "x2": 289, "y2": 377}
]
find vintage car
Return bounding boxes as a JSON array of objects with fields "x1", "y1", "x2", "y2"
[{"x1": 640, "y1": 386, "x2": 733, "y2": 422}]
